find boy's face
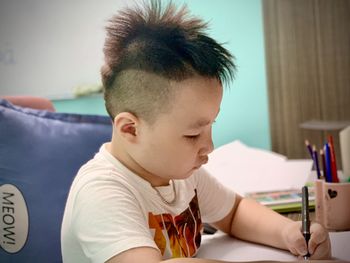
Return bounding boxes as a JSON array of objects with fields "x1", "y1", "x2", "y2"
[{"x1": 132, "y1": 76, "x2": 223, "y2": 185}]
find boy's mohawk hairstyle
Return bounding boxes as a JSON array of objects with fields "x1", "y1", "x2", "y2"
[{"x1": 101, "y1": 0, "x2": 236, "y2": 89}]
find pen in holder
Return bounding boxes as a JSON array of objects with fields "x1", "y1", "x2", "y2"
[{"x1": 315, "y1": 176, "x2": 350, "y2": 231}]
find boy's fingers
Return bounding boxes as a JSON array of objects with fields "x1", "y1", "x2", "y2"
[
  {"x1": 289, "y1": 246, "x2": 299, "y2": 256},
  {"x1": 288, "y1": 221, "x2": 309, "y2": 256},
  {"x1": 309, "y1": 238, "x2": 331, "y2": 259},
  {"x1": 308, "y1": 223, "x2": 327, "y2": 254},
  {"x1": 294, "y1": 236, "x2": 308, "y2": 256}
]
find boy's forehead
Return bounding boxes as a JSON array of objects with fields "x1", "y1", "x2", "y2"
[
  {"x1": 138, "y1": 74, "x2": 221, "y2": 127},
  {"x1": 167, "y1": 78, "x2": 222, "y2": 127}
]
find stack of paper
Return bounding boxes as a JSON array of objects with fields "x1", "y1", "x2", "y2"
[{"x1": 203, "y1": 141, "x2": 314, "y2": 196}]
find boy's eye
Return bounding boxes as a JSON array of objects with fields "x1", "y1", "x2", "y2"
[{"x1": 184, "y1": 134, "x2": 200, "y2": 141}]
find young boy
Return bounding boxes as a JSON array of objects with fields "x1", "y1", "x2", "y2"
[{"x1": 61, "y1": 1, "x2": 331, "y2": 262}]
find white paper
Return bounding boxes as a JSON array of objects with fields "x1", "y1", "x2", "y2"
[
  {"x1": 340, "y1": 125, "x2": 350, "y2": 178},
  {"x1": 198, "y1": 231, "x2": 296, "y2": 261},
  {"x1": 198, "y1": 230, "x2": 350, "y2": 261},
  {"x1": 203, "y1": 140, "x2": 313, "y2": 195}
]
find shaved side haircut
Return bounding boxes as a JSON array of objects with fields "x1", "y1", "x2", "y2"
[{"x1": 101, "y1": 0, "x2": 236, "y2": 123}]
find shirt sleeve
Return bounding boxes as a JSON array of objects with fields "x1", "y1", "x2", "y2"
[
  {"x1": 71, "y1": 178, "x2": 158, "y2": 263},
  {"x1": 193, "y1": 168, "x2": 236, "y2": 223}
]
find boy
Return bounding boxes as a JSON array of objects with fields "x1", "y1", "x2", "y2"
[{"x1": 61, "y1": 1, "x2": 331, "y2": 262}]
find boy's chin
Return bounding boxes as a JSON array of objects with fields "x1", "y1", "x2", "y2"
[
  {"x1": 185, "y1": 167, "x2": 199, "y2": 176},
  {"x1": 170, "y1": 166, "x2": 199, "y2": 180}
]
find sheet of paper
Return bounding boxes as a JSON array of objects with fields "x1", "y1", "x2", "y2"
[
  {"x1": 198, "y1": 231, "x2": 296, "y2": 261},
  {"x1": 203, "y1": 141, "x2": 313, "y2": 195},
  {"x1": 198, "y1": 231, "x2": 350, "y2": 261}
]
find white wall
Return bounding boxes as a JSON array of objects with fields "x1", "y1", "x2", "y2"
[{"x1": 0, "y1": 0, "x2": 134, "y2": 98}]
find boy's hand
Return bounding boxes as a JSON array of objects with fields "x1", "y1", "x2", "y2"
[
  {"x1": 308, "y1": 222, "x2": 331, "y2": 259},
  {"x1": 282, "y1": 221, "x2": 331, "y2": 259}
]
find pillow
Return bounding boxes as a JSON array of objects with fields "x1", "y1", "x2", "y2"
[{"x1": 0, "y1": 99, "x2": 112, "y2": 262}]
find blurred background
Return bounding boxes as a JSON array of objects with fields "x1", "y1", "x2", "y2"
[{"x1": 1, "y1": 0, "x2": 349, "y2": 164}]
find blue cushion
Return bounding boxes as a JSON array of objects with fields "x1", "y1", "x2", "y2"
[{"x1": 0, "y1": 99, "x2": 112, "y2": 262}]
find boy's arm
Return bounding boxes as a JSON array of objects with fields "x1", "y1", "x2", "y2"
[
  {"x1": 212, "y1": 195, "x2": 330, "y2": 259},
  {"x1": 212, "y1": 195, "x2": 293, "y2": 249}
]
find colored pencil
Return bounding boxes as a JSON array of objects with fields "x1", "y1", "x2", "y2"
[
  {"x1": 328, "y1": 135, "x2": 339, "y2": 183},
  {"x1": 324, "y1": 143, "x2": 333, "y2": 183},
  {"x1": 304, "y1": 140, "x2": 314, "y2": 160},
  {"x1": 312, "y1": 145, "x2": 321, "y2": 179},
  {"x1": 320, "y1": 149, "x2": 326, "y2": 180}
]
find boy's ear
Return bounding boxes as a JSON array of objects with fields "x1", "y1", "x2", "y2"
[{"x1": 113, "y1": 112, "x2": 139, "y2": 142}]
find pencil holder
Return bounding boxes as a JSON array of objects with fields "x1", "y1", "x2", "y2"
[{"x1": 315, "y1": 179, "x2": 350, "y2": 231}]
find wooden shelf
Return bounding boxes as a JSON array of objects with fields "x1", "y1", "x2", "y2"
[{"x1": 299, "y1": 120, "x2": 350, "y2": 131}]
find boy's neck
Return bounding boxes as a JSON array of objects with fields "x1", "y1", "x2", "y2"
[{"x1": 106, "y1": 140, "x2": 171, "y2": 187}]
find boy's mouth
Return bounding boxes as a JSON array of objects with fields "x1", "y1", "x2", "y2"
[
  {"x1": 200, "y1": 156, "x2": 209, "y2": 165},
  {"x1": 193, "y1": 156, "x2": 208, "y2": 169}
]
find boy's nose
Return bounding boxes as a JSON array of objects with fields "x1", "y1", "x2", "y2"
[
  {"x1": 207, "y1": 139, "x2": 214, "y2": 154},
  {"x1": 199, "y1": 134, "x2": 214, "y2": 156}
]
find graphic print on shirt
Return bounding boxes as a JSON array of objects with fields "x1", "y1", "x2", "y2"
[{"x1": 148, "y1": 190, "x2": 202, "y2": 258}]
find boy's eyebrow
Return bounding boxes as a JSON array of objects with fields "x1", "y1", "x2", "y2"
[
  {"x1": 188, "y1": 108, "x2": 221, "y2": 129},
  {"x1": 188, "y1": 119, "x2": 211, "y2": 129}
]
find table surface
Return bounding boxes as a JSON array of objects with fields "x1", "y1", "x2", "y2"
[{"x1": 197, "y1": 230, "x2": 350, "y2": 262}]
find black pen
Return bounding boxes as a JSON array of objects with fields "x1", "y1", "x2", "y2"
[{"x1": 302, "y1": 186, "x2": 311, "y2": 260}]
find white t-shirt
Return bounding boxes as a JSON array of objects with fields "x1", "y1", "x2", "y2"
[{"x1": 61, "y1": 144, "x2": 236, "y2": 263}]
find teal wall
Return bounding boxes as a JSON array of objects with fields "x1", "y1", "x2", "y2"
[
  {"x1": 53, "y1": 95, "x2": 107, "y2": 116},
  {"x1": 52, "y1": 0, "x2": 271, "y2": 150}
]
